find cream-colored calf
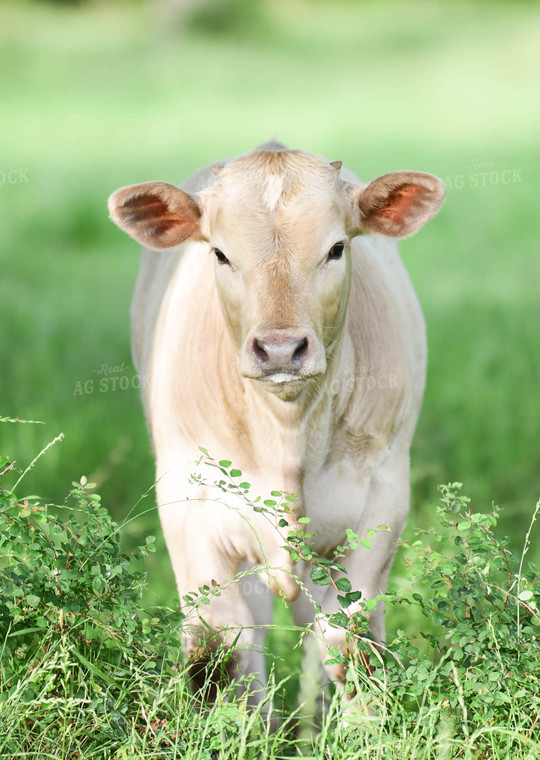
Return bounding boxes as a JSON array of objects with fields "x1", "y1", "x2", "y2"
[{"x1": 109, "y1": 142, "x2": 444, "y2": 701}]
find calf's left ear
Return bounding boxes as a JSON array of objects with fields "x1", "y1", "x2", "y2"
[
  {"x1": 349, "y1": 171, "x2": 445, "y2": 238},
  {"x1": 108, "y1": 181, "x2": 202, "y2": 250}
]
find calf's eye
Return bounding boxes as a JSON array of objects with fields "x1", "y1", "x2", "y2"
[
  {"x1": 214, "y1": 249, "x2": 230, "y2": 265},
  {"x1": 327, "y1": 242, "x2": 345, "y2": 261}
]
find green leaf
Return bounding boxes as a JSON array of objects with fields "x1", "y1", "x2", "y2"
[
  {"x1": 325, "y1": 655, "x2": 347, "y2": 666},
  {"x1": 310, "y1": 565, "x2": 331, "y2": 586},
  {"x1": 329, "y1": 611, "x2": 349, "y2": 628},
  {"x1": 335, "y1": 577, "x2": 352, "y2": 592},
  {"x1": 230, "y1": 469, "x2": 242, "y2": 478},
  {"x1": 518, "y1": 589, "x2": 534, "y2": 601},
  {"x1": 337, "y1": 590, "x2": 362, "y2": 608},
  {"x1": 218, "y1": 460, "x2": 232, "y2": 468},
  {"x1": 298, "y1": 516, "x2": 311, "y2": 524},
  {"x1": 26, "y1": 595, "x2": 40, "y2": 608},
  {"x1": 92, "y1": 577, "x2": 106, "y2": 595},
  {"x1": 72, "y1": 647, "x2": 116, "y2": 686}
]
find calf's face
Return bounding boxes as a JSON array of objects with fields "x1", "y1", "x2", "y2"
[
  {"x1": 206, "y1": 156, "x2": 352, "y2": 396},
  {"x1": 109, "y1": 150, "x2": 444, "y2": 399}
]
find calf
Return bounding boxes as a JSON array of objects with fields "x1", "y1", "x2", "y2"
[{"x1": 109, "y1": 142, "x2": 444, "y2": 701}]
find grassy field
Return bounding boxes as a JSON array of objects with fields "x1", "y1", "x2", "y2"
[{"x1": 1, "y1": 0, "x2": 539, "y2": 657}]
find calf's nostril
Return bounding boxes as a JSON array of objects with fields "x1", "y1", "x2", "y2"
[
  {"x1": 253, "y1": 338, "x2": 269, "y2": 363},
  {"x1": 292, "y1": 337, "x2": 308, "y2": 364}
]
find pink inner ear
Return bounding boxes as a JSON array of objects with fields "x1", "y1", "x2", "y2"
[
  {"x1": 124, "y1": 194, "x2": 185, "y2": 234},
  {"x1": 379, "y1": 184, "x2": 425, "y2": 223}
]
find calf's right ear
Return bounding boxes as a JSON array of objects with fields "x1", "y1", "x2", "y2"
[{"x1": 108, "y1": 181, "x2": 202, "y2": 250}]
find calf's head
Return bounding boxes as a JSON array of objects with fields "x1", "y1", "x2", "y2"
[{"x1": 109, "y1": 149, "x2": 444, "y2": 399}]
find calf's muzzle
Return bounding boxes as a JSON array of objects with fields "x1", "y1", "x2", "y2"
[
  {"x1": 239, "y1": 326, "x2": 327, "y2": 383},
  {"x1": 252, "y1": 334, "x2": 310, "y2": 374}
]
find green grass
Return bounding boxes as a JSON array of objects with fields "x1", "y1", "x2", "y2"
[
  {"x1": 1, "y1": 1, "x2": 540, "y2": 745},
  {"x1": 2, "y1": 453, "x2": 540, "y2": 758}
]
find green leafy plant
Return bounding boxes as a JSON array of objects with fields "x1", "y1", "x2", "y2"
[
  {"x1": 0, "y1": 428, "x2": 296, "y2": 758},
  {"x1": 355, "y1": 484, "x2": 540, "y2": 756},
  {"x1": 0, "y1": 448, "x2": 189, "y2": 755},
  {"x1": 2, "y1": 423, "x2": 540, "y2": 758},
  {"x1": 192, "y1": 455, "x2": 540, "y2": 756}
]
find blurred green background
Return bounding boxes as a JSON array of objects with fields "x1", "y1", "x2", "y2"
[{"x1": 1, "y1": 0, "x2": 539, "y2": 620}]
